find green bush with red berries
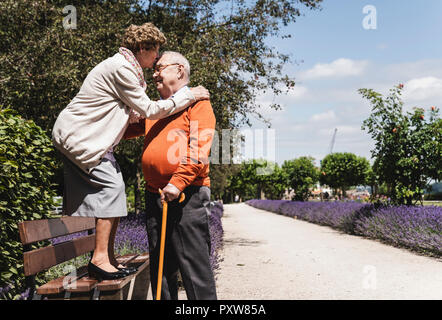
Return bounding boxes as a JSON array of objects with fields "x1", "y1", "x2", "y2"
[{"x1": 360, "y1": 85, "x2": 441, "y2": 205}]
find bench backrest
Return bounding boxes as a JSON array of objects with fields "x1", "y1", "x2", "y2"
[{"x1": 18, "y1": 216, "x2": 96, "y2": 276}]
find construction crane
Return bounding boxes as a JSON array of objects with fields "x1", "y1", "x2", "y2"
[{"x1": 328, "y1": 128, "x2": 337, "y2": 154}]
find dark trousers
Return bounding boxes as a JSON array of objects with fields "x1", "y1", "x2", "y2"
[{"x1": 145, "y1": 186, "x2": 217, "y2": 300}]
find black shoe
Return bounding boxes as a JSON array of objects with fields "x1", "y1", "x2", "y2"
[
  {"x1": 88, "y1": 262, "x2": 127, "y2": 282},
  {"x1": 117, "y1": 266, "x2": 138, "y2": 275}
]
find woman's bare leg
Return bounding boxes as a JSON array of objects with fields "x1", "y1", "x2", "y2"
[
  {"x1": 108, "y1": 218, "x2": 124, "y2": 268},
  {"x1": 91, "y1": 217, "x2": 119, "y2": 272}
]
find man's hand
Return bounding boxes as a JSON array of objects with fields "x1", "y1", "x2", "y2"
[
  {"x1": 128, "y1": 110, "x2": 144, "y2": 124},
  {"x1": 160, "y1": 183, "x2": 181, "y2": 202},
  {"x1": 189, "y1": 86, "x2": 210, "y2": 101}
]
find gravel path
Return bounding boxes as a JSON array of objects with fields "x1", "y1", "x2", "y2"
[{"x1": 211, "y1": 203, "x2": 442, "y2": 300}]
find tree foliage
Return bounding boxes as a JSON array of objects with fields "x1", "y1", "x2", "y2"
[
  {"x1": 0, "y1": 107, "x2": 56, "y2": 298},
  {"x1": 226, "y1": 159, "x2": 286, "y2": 201},
  {"x1": 282, "y1": 156, "x2": 318, "y2": 201},
  {"x1": 0, "y1": 0, "x2": 323, "y2": 206},
  {"x1": 360, "y1": 85, "x2": 441, "y2": 205},
  {"x1": 226, "y1": 157, "x2": 320, "y2": 202},
  {"x1": 228, "y1": 159, "x2": 268, "y2": 201},
  {"x1": 261, "y1": 164, "x2": 288, "y2": 200},
  {"x1": 320, "y1": 152, "x2": 370, "y2": 198}
]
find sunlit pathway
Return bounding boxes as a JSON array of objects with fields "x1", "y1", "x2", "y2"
[{"x1": 211, "y1": 203, "x2": 442, "y2": 300}]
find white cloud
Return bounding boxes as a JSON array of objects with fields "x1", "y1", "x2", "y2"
[
  {"x1": 402, "y1": 76, "x2": 442, "y2": 101},
  {"x1": 310, "y1": 110, "x2": 337, "y2": 123},
  {"x1": 249, "y1": 58, "x2": 442, "y2": 165},
  {"x1": 384, "y1": 59, "x2": 442, "y2": 81},
  {"x1": 317, "y1": 125, "x2": 361, "y2": 137},
  {"x1": 287, "y1": 85, "x2": 308, "y2": 99},
  {"x1": 300, "y1": 58, "x2": 369, "y2": 80}
]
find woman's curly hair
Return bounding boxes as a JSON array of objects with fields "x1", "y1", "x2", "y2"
[{"x1": 121, "y1": 23, "x2": 167, "y2": 53}]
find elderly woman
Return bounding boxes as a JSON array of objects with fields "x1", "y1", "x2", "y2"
[{"x1": 52, "y1": 23, "x2": 209, "y2": 281}]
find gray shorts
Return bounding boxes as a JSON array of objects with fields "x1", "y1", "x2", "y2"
[{"x1": 62, "y1": 154, "x2": 127, "y2": 218}]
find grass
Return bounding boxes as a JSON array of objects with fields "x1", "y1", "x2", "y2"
[
  {"x1": 43, "y1": 253, "x2": 91, "y2": 284},
  {"x1": 424, "y1": 201, "x2": 442, "y2": 207}
]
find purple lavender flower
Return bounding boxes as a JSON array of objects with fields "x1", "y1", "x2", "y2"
[
  {"x1": 208, "y1": 202, "x2": 224, "y2": 275},
  {"x1": 246, "y1": 200, "x2": 441, "y2": 257},
  {"x1": 49, "y1": 202, "x2": 225, "y2": 275},
  {"x1": 115, "y1": 212, "x2": 149, "y2": 254}
]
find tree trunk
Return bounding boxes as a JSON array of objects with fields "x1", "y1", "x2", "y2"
[
  {"x1": 342, "y1": 187, "x2": 347, "y2": 199},
  {"x1": 257, "y1": 184, "x2": 262, "y2": 200},
  {"x1": 371, "y1": 184, "x2": 376, "y2": 198}
]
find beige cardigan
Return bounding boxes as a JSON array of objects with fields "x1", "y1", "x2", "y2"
[{"x1": 52, "y1": 53, "x2": 196, "y2": 172}]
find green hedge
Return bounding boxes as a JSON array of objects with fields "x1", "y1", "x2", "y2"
[{"x1": 0, "y1": 107, "x2": 56, "y2": 299}]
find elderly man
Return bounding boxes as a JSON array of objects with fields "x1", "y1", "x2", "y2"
[{"x1": 124, "y1": 51, "x2": 217, "y2": 300}]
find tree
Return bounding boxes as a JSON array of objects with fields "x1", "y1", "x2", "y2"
[
  {"x1": 226, "y1": 159, "x2": 284, "y2": 201},
  {"x1": 320, "y1": 152, "x2": 370, "y2": 198},
  {"x1": 360, "y1": 85, "x2": 441, "y2": 205},
  {"x1": 261, "y1": 163, "x2": 289, "y2": 200},
  {"x1": 282, "y1": 156, "x2": 318, "y2": 201},
  {"x1": 228, "y1": 159, "x2": 266, "y2": 201},
  {"x1": 0, "y1": 0, "x2": 323, "y2": 208},
  {"x1": 365, "y1": 166, "x2": 378, "y2": 198},
  {"x1": 209, "y1": 164, "x2": 240, "y2": 202}
]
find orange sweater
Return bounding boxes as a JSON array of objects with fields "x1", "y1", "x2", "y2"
[{"x1": 124, "y1": 100, "x2": 216, "y2": 193}]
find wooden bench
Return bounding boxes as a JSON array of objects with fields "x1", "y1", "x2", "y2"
[{"x1": 18, "y1": 216, "x2": 150, "y2": 300}]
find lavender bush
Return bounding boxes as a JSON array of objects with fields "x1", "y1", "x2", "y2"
[
  {"x1": 3, "y1": 202, "x2": 224, "y2": 300},
  {"x1": 354, "y1": 205, "x2": 442, "y2": 255},
  {"x1": 115, "y1": 212, "x2": 149, "y2": 255},
  {"x1": 115, "y1": 201, "x2": 224, "y2": 274},
  {"x1": 246, "y1": 200, "x2": 442, "y2": 257},
  {"x1": 208, "y1": 202, "x2": 224, "y2": 275}
]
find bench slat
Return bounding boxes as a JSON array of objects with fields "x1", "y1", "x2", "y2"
[
  {"x1": 66, "y1": 277, "x2": 98, "y2": 293},
  {"x1": 35, "y1": 253, "x2": 150, "y2": 299},
  {"x1": 130, "y1": 254, "x2": 149, "y2": 264},
  {"x1": 66, "y1": 253, "x2": 146, "y2": 293},
  {"x1": 19, "y1": 216, "x2": 95, "y2": 245},
  {"x1": 116, "y1": 253, "x2": 149, "y2": 265},
  {"x1": 36, "y1": 265, "x2": 91, "y2": 295},
  {"x1": 23, "y1": 234, "x2": 95, "y2": 276},
  {"x1": 97, "y1": 258, "x2": 150, "y2": 291}
]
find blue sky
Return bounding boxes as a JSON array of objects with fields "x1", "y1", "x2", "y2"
[
  {"x1": 275, "y1": 0, "x2": 442, "y2": 65},
  {"x1": 244, "y1": 0, "x2": 442, "y2": 165}
]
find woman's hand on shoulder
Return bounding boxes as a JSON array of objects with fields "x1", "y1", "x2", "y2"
[
  {"x1": 128, "y1": 110, "x2": 144, "y2": 124},
  {"x1": 190, "y1": 86, "x2": 210, "y2": 101}
]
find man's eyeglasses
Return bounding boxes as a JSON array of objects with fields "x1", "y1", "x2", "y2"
[{"x1": 153, "y1": 63, "x2": 180, "y2": 73}]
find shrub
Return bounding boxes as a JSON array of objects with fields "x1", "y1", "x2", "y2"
[
  {"x1": 0, "y1": 108, "x2": 57, "y2": 299},
  {"x1": 282, "y1": 157, "x2": 319, "y2": 201},
  {"x1": 115, "y1": 212, "x2": 149, "y2": 256},
  {"x1": 208, "y1": 202, "x2": 224, "y2": 275},
  {"x1": 115, "y1": 201, "x2": 224, "y2": 275},
  {"x1": 360, "y1": 86, "x2": 441, "y2": 205},
  {"x1": 246, "y1": 200, "x2": 442, "y2": 257},
  {"x1": 354, "y1": 205, "x2": 442, "y2": 256}
]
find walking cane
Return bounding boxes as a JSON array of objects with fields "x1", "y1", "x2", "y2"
[{"x1": 156, "y1": 189, "x2": 185, "y2": 300}]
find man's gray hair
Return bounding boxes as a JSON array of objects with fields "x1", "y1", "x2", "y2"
[{"x1": 161, "y1": 51, "x2": 191, "y2": 79}]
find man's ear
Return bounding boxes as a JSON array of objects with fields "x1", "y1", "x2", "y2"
[{"x1": 177, "y1": 65, "x2": 185, "y2": 80}]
